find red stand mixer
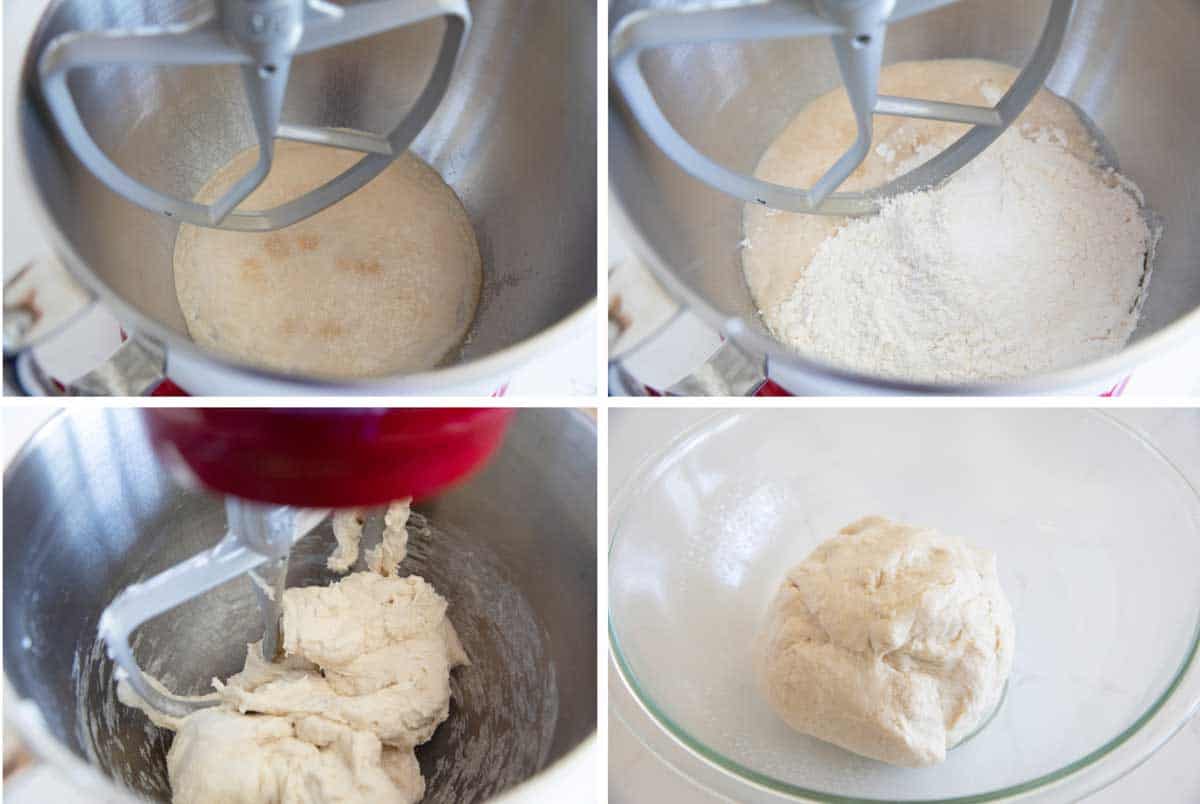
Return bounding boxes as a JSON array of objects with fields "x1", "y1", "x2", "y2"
[{"x1": 99, "y1": 407, "x2": 514, "y2": 717}]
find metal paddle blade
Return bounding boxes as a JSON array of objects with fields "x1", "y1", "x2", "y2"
[
  {"x1": 610, "y1": 0, "x2": 1074, "y2": 215},
  {"x1": 37, "y1": 0, "x2": 471, "y2": 231}
]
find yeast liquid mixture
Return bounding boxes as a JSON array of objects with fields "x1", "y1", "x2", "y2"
[
  {"x1": 174, "y1": 141, "x2": 482, "y2": 380},
  {"x1": 742, "y1": 59, "x2": 1154, "y2": 384}
]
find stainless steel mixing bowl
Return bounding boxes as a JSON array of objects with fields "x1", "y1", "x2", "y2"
[
  {"x1": 610, "y1": 0, "x2": 1200, "y2": 395},
  {"x1": 3, "y1": 408, "x2": 596, "y2": 801},
  {"x1": 15, "y1": 0, "x2": 596, "y2": 395}
]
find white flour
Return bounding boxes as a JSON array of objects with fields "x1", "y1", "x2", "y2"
[
  {"x1": 772, "y1": 129, "x2": 1152, "y2": 382},
  {"x1": 745, "y1": 60, "x2": 1155, "y2": 384}
]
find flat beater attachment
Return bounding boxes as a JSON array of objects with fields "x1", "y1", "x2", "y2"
[
  {"x1": 611, "y1": 0, "x2": 1074, "y2": 215},
  {"x1": 97, "y1": 499, "x2": 329, "y2": 718},
  {"x1": 38, "y1": 0, "x2": 471, "y2": 230}
]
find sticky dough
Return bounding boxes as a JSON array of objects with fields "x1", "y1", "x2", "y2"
[
  {"x1": 120, "y1": 501, "x2": 466, "y2": 803},
  {"x1": 173, "y1": 141, "x2": 482, "y2": 379},
  {"x1": 756, "y1": 516, "x2": 1015, "y2": 767},
  {"x1": 329, "y1": 500, "x2": 412, "y2": 577}
]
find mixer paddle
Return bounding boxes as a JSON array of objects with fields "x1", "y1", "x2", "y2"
[
  {"x1": 250, "y1": 556, "x2": 290, "y2": 662},
  {"x1": 98, "y1": 500, "x2": 329, "y2": 718},
  {"x1": 610, "y1": 0, "x2": 1074, "y2": 215},
  {"x1": 36, "y1": 0, "x2": 471, "y2": 230}
]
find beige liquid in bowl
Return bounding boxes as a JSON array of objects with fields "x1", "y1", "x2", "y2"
[{"x1": 173, "y1": 140, "x2": 482, "y2": 380}]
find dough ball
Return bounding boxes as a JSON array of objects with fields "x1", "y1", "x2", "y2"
[{"x1": 756, "y1": 516, "x2": 1015, "y2": 766}]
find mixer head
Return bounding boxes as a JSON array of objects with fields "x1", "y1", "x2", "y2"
[
  {"x1": 611, "y1": 0, "x2": 1074, "y2": 215},
  {"x1": 37, "y1": 0, "x2": 471, "y2": 231},
  {"x1": 143, "y1": 407, "x2": 515, "y2": 507}
]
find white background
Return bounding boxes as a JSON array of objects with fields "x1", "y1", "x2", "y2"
[{"x1": 6, "y1": 0, "x2": 1200, "y2": 800}]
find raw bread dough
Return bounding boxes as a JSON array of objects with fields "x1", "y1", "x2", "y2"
[
  {"x1": 327, "y1": 500, "x2": 412, "y2": 576},
  {"x1": 367, "y1": 499, "x2": 412, "y2": 577},
  {"x1": 756, "y1": 516, "x2": 1015, "y2": 767},
  {"x1": 327, "y1": 509, "x2": 366, "y2": 573},
  {"x1": 174, "y1": 140, "x2": 482, "y2": 379},
  {"x1": 120, "y1": 505, "x2": 466, "y2": 803}
]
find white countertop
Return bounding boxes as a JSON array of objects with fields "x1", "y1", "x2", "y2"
[{"x1": 608, "y1": 408, "x2": 1200, "y2": 803}]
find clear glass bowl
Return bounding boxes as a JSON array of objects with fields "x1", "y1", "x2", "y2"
[{"x1": 609, "y1": 410, "x2": 1200, "y2": 802}]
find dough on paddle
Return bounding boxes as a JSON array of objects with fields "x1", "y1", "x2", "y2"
[
  {"x1": 118, "y1": 508, "x2": 467, "y2": 803},
  {"x1": 174, "y1": 140, "x2": 482, "y2": 379}
]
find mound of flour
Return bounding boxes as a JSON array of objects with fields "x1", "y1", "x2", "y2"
[
  {"x1": 770, "y1": 128, "x2": 1152, "y2": 383},
  {"x1": 746, "y1": 60, "x2": 1156, "y2": 384}
]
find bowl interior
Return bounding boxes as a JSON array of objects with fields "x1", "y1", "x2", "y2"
[
  {"x1": 610, "y1": 409, "x2": 1200, "y2": 800},
  {"x1": 21, "y1": 0, "x2": 596, "y2": 373},
  {"x1": 4, "y1": 408, "x2": 597, "y2": 802}
]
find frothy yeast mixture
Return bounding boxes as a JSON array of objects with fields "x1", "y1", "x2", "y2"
[{"x1": 174, "y1": 141, "x2": 482, "y2": 379}]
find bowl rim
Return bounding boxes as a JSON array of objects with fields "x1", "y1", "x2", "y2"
[{"x1": 608, "y1": 408, "x2": 1200, "y2": 803}]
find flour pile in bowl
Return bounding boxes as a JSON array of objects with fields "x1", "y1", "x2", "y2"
[{"x1": 742, "y1": 59, "x2": 1157, "y2": 384}]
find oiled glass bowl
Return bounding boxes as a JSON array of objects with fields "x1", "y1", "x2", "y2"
[{"x1": 610, "y1": 409, "x2": 1200, "y2": 802}]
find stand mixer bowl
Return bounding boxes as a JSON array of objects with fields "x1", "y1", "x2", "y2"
[
  {"x1": 3, "y1": 407, "x2": 596, "y2": 801},
  {"x1": 610, "y1": 0, "x2": 1200, "y2": 395},
  {"x1": 16, "y1": 0, "x2": 596, "y2": 395}
]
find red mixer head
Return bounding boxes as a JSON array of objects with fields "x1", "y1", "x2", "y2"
[{"x1": 143, "y1": 408, "x2": 515, "y2": 508}]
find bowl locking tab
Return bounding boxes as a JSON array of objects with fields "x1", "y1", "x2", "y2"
[
  {"x1": 610, "y1": 0, "x2": 1074, "y2": 215},
  {"x1": 38, "y1": 0, "x2": 471, "y2": 231},
  {"x1": 97, "y1": 499, "x2": 329, "y2": 718}
]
